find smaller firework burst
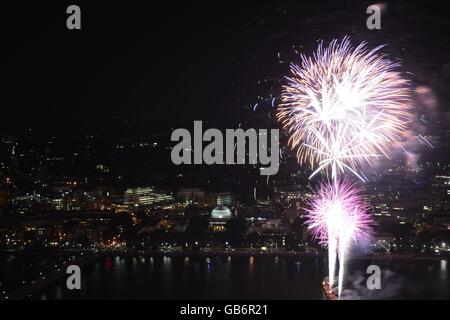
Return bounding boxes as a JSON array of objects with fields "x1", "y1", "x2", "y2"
[
  {"x1": 305, "y1": 180, "x2": 373, "y2": 245},
  {"x1": 305, "y1": 179, "x2": 373, "y2": 295}
]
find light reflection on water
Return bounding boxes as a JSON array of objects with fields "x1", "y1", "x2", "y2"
[
  {"x1": 32, "y1": 256, "x2": 449, "y2": 300},
  {"x1": 441, "y1": 259, "x2": 447, "y2": 280}
]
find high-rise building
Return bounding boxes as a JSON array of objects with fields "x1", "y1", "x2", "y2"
[
  {"x1": 124, "y1": 187, "x2": 173, "y2": 207},
  {"x1": 215, "y1": 192, "x2": 233, "y2": 206}
]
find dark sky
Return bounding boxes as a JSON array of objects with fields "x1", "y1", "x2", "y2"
[{"x1": 1, "y1": 1, "x2": 450, "y2": 136}]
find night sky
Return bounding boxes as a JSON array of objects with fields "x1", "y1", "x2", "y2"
[{"x1": 1, "y1": 1, "x2": 450, "y2": 136}]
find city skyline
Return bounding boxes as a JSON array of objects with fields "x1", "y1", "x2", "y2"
[{"x1": 1, "y1": 0, "x2": 449, "y2": 303}]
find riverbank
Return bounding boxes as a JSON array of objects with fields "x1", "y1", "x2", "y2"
[{"x1": 97, "y1": 249, "x2": 447, "y2": 261}]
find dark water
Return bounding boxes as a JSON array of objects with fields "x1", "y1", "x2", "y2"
[{"x1": 32, "y1": 255, "x2": 450, "y2": 300}]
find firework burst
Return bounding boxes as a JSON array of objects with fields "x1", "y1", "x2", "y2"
[
  {"x1": 277, "y1": 37, "x2": 411, "y2": 181},
  {"x1": 305, "y1": 179, "x2": 373, "y2": 295},
  {"x1": 305, "y1": 180, "x2": 373, "y2": 245}
]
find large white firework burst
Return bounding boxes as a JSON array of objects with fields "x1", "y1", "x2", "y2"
[{"x1": 277, "y1": 37, "x2": 411, "y2": 181}]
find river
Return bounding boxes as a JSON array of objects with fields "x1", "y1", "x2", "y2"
[{"x1": 31, "y1": 255, "x2": 450, "y2": 300}]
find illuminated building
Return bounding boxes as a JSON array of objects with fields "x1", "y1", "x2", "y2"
[
  {"x1": 209, "y1": 205, "x2": 232, "y2": 232},
  {"x1": 176, "y1": 189, "x2": 234, "y2": 207},
  {"x1": 124, "y1": 187, "x2": 173, "y2": 207},
  {"x1": 215, "y1": 192, "x2": 233, "y2": 206},
  {"x1": 176, "y1": 188, "x2": 205, "y2": 203}
]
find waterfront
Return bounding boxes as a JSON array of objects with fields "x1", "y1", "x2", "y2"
[{"x1": 30, "y1": 255, "x2": 450, "y2": 300}]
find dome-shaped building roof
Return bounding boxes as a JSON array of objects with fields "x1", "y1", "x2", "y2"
[{"x1": 210, "y1": 205, "x2": 232, "y2": 219}]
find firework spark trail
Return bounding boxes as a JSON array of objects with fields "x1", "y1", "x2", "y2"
[
  {"x1": 328, "y1": 231, "x2": 337, "y2": 289},
  {"x1": 277, "y1": 36, "x2": 411, "y2": 181},
  {"x1": 337, "y1": 235, "x2": 350, "y2": 297}
]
